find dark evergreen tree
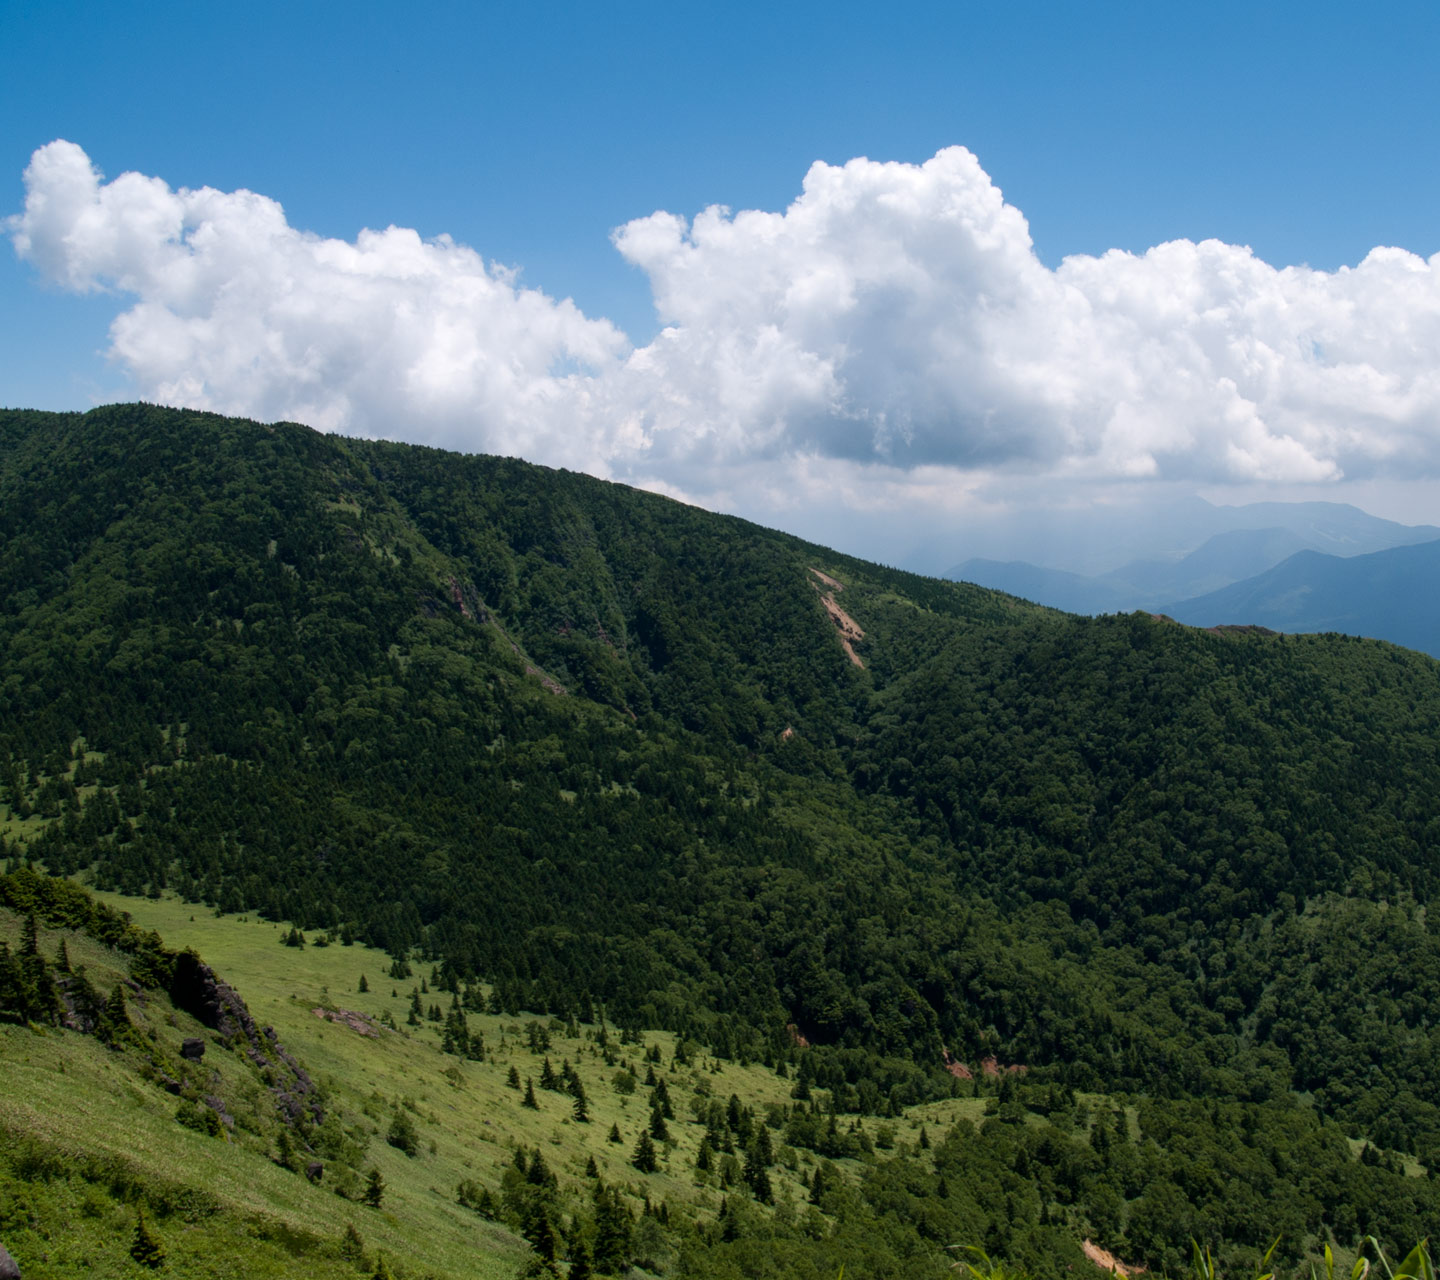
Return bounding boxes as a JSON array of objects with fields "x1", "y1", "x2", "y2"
[
  {"x1": 129, "y1": 1209, "x2": 165, "y2": 1269},
  {"x1": 632, "y1": 1131, "x2": 658, "y2": 1173},
  {"x1": 363, "y1": 1167, "x2": 385, "y2": 1208}
]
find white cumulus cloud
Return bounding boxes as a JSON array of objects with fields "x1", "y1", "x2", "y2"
[
  {"x1": 606, "y1": 149, "x2": 1440, "y2": 488},
  {"x1": 6, "y1": 140, "x2": 629, "y2": 466},
  {"x1": 10, "y1": 139, "x2": 1440, "y2": 517}
]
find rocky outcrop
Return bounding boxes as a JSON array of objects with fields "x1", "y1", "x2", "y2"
[
  {"x1": 265, "y1": 1026, "x2": 322, "y2": 1126},
  {"x1": 167, "y1": 950, "x2": 322, "y2": 1128},
  {"x1": 0, "y1": 1240, "x2": 20, "y2": 1279}
]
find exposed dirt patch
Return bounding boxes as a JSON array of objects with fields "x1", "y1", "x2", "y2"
[
  {"x1": 1082, "y1": 1240, "x2": 1145, "y2": 1277},
  {"x1": 447, "y1": 575, "x2": 490, "y2": 623},
  {"x1": 808, "y1": 569, "x2": 866, "y2": 668},
  {"x1": 780, "y1": 726, "x2": 795, "y2": 741},
  {"x1": 313, "y1": 1007, "x2": 381, "y2": 1037},
  {"x1": 524, "y1": 665, "x2": 568, "y2": 696},
  {"x1": 786, "y1": 1023, "x2": 811, "y2": 1048},
  {"x1": 942, "y1": 1051, "x2": 972, "y2": 1080}
]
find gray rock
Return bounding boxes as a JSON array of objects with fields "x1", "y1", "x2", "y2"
[
  {"x1": 0, "y1": 1239, "x2": 21, "y2": 1279},
  {"x1": 180, "y1": 1037, "x2": 205, "y2": 1060}
]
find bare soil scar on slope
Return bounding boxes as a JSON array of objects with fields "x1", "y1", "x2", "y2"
[
  {"x1": 808, "y1": 568, "x2": 866, "y2": 668},
  {"x1": 1082, "y1": 1240, "x2": 1146, "y2": 1278}
]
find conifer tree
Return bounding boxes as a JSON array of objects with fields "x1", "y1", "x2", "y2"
[
  {"x1": 363, "y1": 1167, "x2": 385, "y2": 1208},
  {"x1": 522, "y1": 1078, "x2": 540, "y2": 1109},
  {"x1": 523, "y1": 1199, "x2": 557, "y2": 1261},
  {"x1": 632, "y1": 1130, "x2": 658, "y2": 1173},
  {"x1": 20, "y1": 912, "x2": 39, "y2": 957},
  {"x1": 340, "y1": 1223, "x2": 365, "y2": 1263},
  {"x1": 130, "y1": 1209, "x2": 165, "y2": 1268},
  {"x1": 527, "y1": 1149, "x2": 555, "y2": 1188},
  {"x1": 568, "y1": 1238, "x2": 594, "y2": 1280},
  {"x1": 96, "y1": 983, "x2": 131, "y2": 1047},
  {"x1": 592, "y1": 1183, "x2": 632, "y2": 1273}
]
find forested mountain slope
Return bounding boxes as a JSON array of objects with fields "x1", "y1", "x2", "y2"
[{"x1": 4, "y1": 404, "x2": 1440, "y2": 1271}]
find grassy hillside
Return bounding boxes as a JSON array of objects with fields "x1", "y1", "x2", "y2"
[{"x1": 5, "y1": 880, "x2": 1427, "y2": 1280}]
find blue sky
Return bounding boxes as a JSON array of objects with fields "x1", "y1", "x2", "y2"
[{"x1": 5, "y1": 0, "x2": 1440, "y2": 566}]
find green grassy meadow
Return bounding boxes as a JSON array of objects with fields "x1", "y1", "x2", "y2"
[{"x1": 4, "y1": 891, "x2": 899, "y2": 1279}]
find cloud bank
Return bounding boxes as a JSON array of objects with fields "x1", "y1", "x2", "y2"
[{"x1": 10, "y1": 139, "x2": 1440, "y2": 530}]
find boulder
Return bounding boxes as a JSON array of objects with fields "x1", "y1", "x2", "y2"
[
  {"x1": 180, "y1": 1038, "x2": 206, "y2": 1061},
  {"x1": 0, "y1": 1239, "x2": 20, "y2": 1279}
]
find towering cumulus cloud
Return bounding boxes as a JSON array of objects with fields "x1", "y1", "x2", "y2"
[{"x1": 10, "y1": 139, "x2": 1440, "y2": 502}]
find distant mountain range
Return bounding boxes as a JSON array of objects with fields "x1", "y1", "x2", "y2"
[
  {"x1": 1161, "y1": 538, "x2": 1440, "y2": 658},
  {"x1": 947, "y1": 501, "x2": 1440, "y2": 655}
]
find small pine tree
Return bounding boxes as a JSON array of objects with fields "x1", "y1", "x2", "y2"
[
  {"x1": 130, "y1": 1208, "x2": 166, "y2": 1268},
  {"x1": 522, "y1": 1078, "x2": 540, "y2": 1109},
  {"x1": 340, "y1": 1222, "x2": 366, "y2": 1262},
  {"x1": 363, "y1": 1167, "x2": 385, "y2": 1208},
  {"x1": 507, "y1": 1065, "x2": 521, "y2": 1089},
  {"x1": 95, "y1": 983, "x2": 132, "y2": 1048},
  {"x1": 358, "y1": 973, "x2": 369, "y2": 993},
  {"x1": 632, "y1": 1131, "x2": 658, "y2": 1173},
  {"x1": 607, "y1": 1122, "x2": 623, "y2": 1144}
]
